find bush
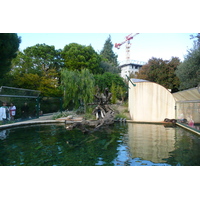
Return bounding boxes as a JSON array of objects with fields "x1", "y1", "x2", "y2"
[{"x1": 114, "y1": 113, "x2": 127, "y2": 120}]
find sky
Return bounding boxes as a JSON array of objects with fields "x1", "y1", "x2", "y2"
[{"x1": 17, "y1": 33, "x2": 196, "y2": 64}]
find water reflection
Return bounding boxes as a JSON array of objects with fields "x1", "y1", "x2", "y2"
[
  {"x1": 127, "y1": 123, "x2": 200, "y2": 166},
  {"x1": 128, "y1": 123, "x2": 176, "y2": 163},
  {"x1": 1, "y1": 123, "x2": 200, "y2": 166},
  {"x1": 0, "y1": 124, "x2": 123, "y2": 166},
  {"x1": 0, "y1": 129, "x2": 9, "y2": 140},
  {"x1": 166, "y1": 126, "x2": 200, "y2": 166}
]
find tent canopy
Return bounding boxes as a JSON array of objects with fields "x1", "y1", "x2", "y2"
[{"x1": 173, "y1": 87, "x2": 200, "y2": 102}]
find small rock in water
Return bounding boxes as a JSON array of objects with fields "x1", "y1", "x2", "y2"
[{"x1": 67, "y1": 115, "x2": 73, "y2": 119}]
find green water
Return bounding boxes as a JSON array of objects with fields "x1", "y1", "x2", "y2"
[{"x1": 1, "y1": 123, "x2": 200, "y2": 166}]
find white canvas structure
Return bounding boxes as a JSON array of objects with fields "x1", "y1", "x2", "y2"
[
  {"x1": 173, "y1": 87, "x2": 200, "y2": 124},
  {"x1": 128, "y1": 79, "x2": 176, "y2": 122}
]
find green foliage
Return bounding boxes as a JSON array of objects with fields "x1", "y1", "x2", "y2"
[
  {"x1": 61, "y1": 68, "x2": 95, "y2": 111},
  {"x1": 12, "y1": 44, "x2": 63, "y2": 75},
  {"x1": 175, "y1": 39, "x2": 200, "y2": 90},
  {"x1": 190, "y1": 33, "x2": 200, "y2": 47},
  {"x1": 38, "y1": 69, "x2": 62, "y2": 97},
  {"x1": 61, "y1": 69, "x2": 79, "y2": 108},
  {"x1": 62, "y1": 43, "x2": 102, "y2": 74},
  {"x1": 117, "y1": 85, "x2": 127, "y2": 102},
  {"x1": 8, "y1": 44, "x2": 62, "y2": 97},
  {"x1": 24, "y1": 44, "x2": 63, "y2": 71},
  {"x1": 79, "y1": 68, "x2": 95, "y2": 112},
  {"x1": 100, "y1": 35, "x2": 118, "y2": 67},
  {"x1": 114, "y1": 113, "x2": 127, "y2": 120},
  {"x1": 99, "y1": 61, "x2": 120, "y2": 74},
  {"x1": 137, "y1": 57, "x2": 181, "y2": 92},
  {"x1": 94, "y1": 72, "x2": 126, "y2": 93},
  {"x1": 110, "y1": 82, "x2": 117, "y2": 104},
  {"x1": 15, "y1": 73, "x2": 41, "y2": 89},
  {"x1": 99, "y1": 35, "x2": 119, "y2": 75},
  {"x1": 0, "y1": 33, "x2": 21, "y2": 79}
]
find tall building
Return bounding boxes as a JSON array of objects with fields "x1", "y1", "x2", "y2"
[{"x1": 119, "y1": 61, "x2": 145, "y2": 79}]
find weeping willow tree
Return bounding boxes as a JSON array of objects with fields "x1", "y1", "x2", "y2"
[
  {"x1": 110, "y1": 81, "x2": 117, "y2": 104},
  {"x1": 61, "y1": 68, "x2": 95, "y2": 112}
]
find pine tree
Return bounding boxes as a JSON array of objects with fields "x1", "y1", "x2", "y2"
[{"x1": 100, "y1": 35, "x2": 118, "y2": 67}]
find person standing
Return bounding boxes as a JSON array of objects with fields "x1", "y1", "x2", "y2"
[
  {"x1": 9, "y1": 103, "x2": 16, "y2": 121},
  {"x1": 0, "y1": 102, "x2": 9, "y2": 123},
  {"x1": 21, "y1": 102, "x2": 29, "y2": 119}
]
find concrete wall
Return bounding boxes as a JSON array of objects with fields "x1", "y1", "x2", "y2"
[{"x1": 128, "y1": 81, "x2": 176, "y2": 122}]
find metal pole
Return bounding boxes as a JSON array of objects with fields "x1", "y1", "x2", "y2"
[
  {"x1": 60, "y1": 97, "x2": 63, "y2": 113},
  {"x1": 36, "y1": 97, "x2": 40, "y2": 118},
  {"x1": 126, "y1": 75, "x2": 136, "y2": 87}
]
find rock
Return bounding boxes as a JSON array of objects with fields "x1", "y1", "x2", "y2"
[{"x1": 66, "y1": 115, "x2": 73, "y2": 119}]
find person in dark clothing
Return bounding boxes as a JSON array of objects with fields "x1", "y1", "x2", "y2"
[{"x1": 21, "y1": 102, "x2": 29, "y2": 119}]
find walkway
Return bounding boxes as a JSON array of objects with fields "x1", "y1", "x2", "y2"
[
  {"x1": 0, "y1": 113, "x2": 64, "y2": 130},
  {"x1": 27, "y1": 113, "x2": 55, "y2": 121}
]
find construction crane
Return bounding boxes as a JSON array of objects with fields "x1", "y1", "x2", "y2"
[{"x1": 115, "y1": 33, "x2": 139, "y2": 64}]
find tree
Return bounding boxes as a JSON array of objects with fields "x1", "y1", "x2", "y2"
[
  {"x1": 110, "y1": 81, "x2": 117, "y2": 104},
  {"x1": 61, "y1": 68, "x2": 95, "y2": 111},
  {"x1": 99, "y1": 61, "x2": 120, "y2": 74},
  {"x1": 175, "y1": 35, "x2": 200, "y2": 90},
  {"x1": 135, "y1": 64, "x2": 150, "y2": 80},
  {"x1": 79, "y1": 69, "x2": 95, "y2": 112},
  {"x1": 117, "y1": 85, "x2": 127, "y2": 103},
  {"x1": 94, "y1": 72, "x2": 126, "y2": 93},
  {"x1": 190, "y1": 33, "x2": 200, "y2": 47},
  {"x1": 12, "y1": 44, "x2": 63, "y2": 76},
  {"x1": 0, "y1": 33, "x2": 21, "y2": 79},
  {"x1": 9, "y1": 69, "x2": 61, "y2": 97},
  {"x1": 100, "y1": 35, "x2": 118, "y2": 67},
  {"x1": 38, "y1": 69, "x2": 62, "y2": 97},
  {"x1": 62, "y1": 43, "x2": 102, "y2": 74},
  {"x1": 137, "y1": 57, "x2": 181, "y2": 92},
  {"x1": 9, "y1": 44, "x2": 63, "y2": 96}
]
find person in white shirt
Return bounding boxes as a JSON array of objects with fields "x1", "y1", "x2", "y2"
[
  {"x1": 0, "y1": 102, "x2": 9, "y2": 123},
  {"x1": 9, "y1": 103, "x2": 16, "y2": 121}
]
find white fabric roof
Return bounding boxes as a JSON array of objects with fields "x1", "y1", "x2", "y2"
[{"x1": 173, "y1": 87, "x2": 200, "y2": 101}]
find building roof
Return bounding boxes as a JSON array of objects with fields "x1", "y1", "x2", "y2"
[
  {"x1": 173, "y1": 87, "x2": 200, "y2": 102},
  {"x1": 119, "y1": 63, "x2": 143, "y2": 69},
  {"x1": 131, "y1": 78, "x2": 150, "y2": 83}
]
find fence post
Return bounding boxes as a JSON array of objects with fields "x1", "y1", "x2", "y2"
[
  {"x1": 60, "y1": 97, "x2": 63, "y2": 113},
  {"x1": 36, "y1": 97, "x2": 40, "y2": 118}
]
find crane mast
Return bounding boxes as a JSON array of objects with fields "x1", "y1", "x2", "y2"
[{"x1": 115, "y1": 33, "x2": 139, "y2": 64}]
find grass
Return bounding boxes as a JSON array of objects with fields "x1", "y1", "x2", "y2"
[{"x1": 114, "y1": 113, "x2": 128, "y2": 120}]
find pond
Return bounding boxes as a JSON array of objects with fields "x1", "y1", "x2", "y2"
[{"x1": 1, "y1": 123, "x2": 200, "y2": 166}]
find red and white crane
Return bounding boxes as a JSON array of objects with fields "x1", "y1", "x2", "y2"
[{"x1": 115, "y1": 33, "x2": 139, "y2": 64}]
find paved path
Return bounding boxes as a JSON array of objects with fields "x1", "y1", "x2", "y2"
[
  {"x1": 0, "y1": 113, "x2": 64, "y2": 130},
  {"x1": 28, "y1": 113, "x2": 55, "y2": 121}
]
